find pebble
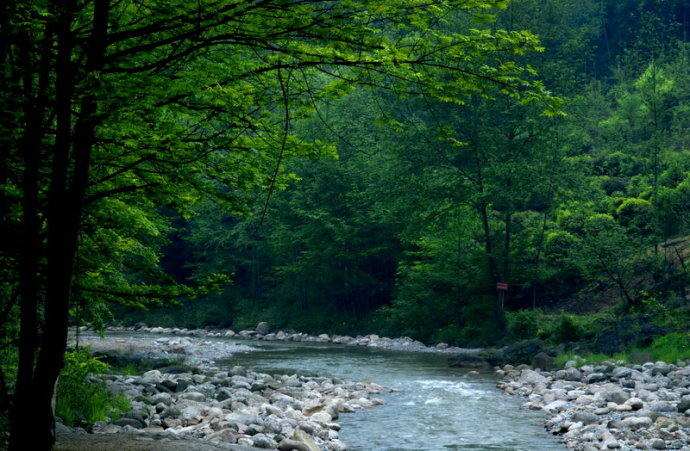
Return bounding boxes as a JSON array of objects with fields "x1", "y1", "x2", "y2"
[{"x1": 497, "y1": 360, "x2": 690, "y2": 450}]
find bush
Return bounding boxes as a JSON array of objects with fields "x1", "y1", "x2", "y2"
[
  {"x1": 506, "y1": 309, "x2": 543, "y2": 341},
  {"x1": 55, "y1": 349, "x2": 130, "y2": 426},
  {"x1": 552, "y1": 315, "x2": 583, "y2": 343},
  {"x1": 488, "y1": 339, "x2": 549, "y2": 366},
  {"x1": 505, "y1": 310, "x2": 615, "y2": 345}
]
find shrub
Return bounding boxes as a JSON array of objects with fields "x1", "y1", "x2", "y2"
[
  {"x1": 488, "y1": 339, "x2": 549, "y2": 366},
  {"x1": 506, "y1": 309, "x2": 543, "y2": 341},
  {"x1": 552, "y1": 315, "x2": 583, "y2": 343},
  {"x1": 615, "y1": 197, "x2": 654, "y2": 235},
  {"x1": 55, "y1": 349, "x2": 130, "y2": 426}
]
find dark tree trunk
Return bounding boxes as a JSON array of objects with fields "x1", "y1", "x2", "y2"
[
  {"x1": 10, "y1": 25, "x2": 52, "y2": 450},
  {"x1": 480, "y1": 201, "x2": 499, "y2": 283},
  {"x1": 479, "y1": 201, "x2": 505, "y2": 333},
  {"x1": 18, "y1": 1, "x2": 109, "y2": 447},
  {"x1": 503, "y1": 211, "x2": 512, "y2": 282}
]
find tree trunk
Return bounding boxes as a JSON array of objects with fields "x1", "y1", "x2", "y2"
[
  {"x1": 480, "y1": 201, "x2": 499, "y2": 282},
  {"x1": 503, "y1": 211, "x2": 512, "y2": 283},
  {"x1": 479, "y1": 201, "x2": 505, "y2": 333},
  {"x1": 17, "y1": 1, "x2": 109, "y2": 446},
  {"x1": 10, "y1": 24, "x2": 52, "y2": 449}
]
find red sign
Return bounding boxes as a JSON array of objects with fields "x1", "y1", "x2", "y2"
[{"x1": 496, "y1": 282, "x2": 509, "y2": 291}]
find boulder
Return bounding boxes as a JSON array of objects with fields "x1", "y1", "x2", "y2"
[
  {"x1": 571, "y1": 411, "x2": 599, "y2": 425},
  {"x1": 585, "y1": 373, "x2": 606, "y2": 383},
  {"x1": 181, "y1": 405, "x2": 202, "y2": 421},
  {"x1": 252, "y1": 433, "x2": 278, "y2": 448},
  {"x1": 625, "y1": 397, "x2": 644, "y2": 410},
  {"x1": 649, "y1": 438, "x2": 667, "y2": 450},
  {"x1": 555, "y1": 367, "x2": 582, "y2": 382},
  {"x1": 621, "y1": 416, "x2": 652, "y2": 430},
  {"x1": 159, "y1": 379, "x2": 178, "y2": 391},
  {"x1": 652, "y1": 362, "x2": 673, "y2": 376},
  {"x1": 141, "y1": 370, "x2": 163, "y2": 384},
  {"x1": 278, "y1": 439, "x2": 311, "y2": 451},
  {"x1": 161, "y1": 405, "x2": 181, "y2": 419},
  {"x1": 532, "y1": 352, "x2": 555, "y2": 370},
  {"x1": 601, "y1": 386, "x2": 630, "y2": 404},
  {"x1": 611, "y1": 367, "x2": 632, "y2": 379},
  {"x1": 677, "y1": 399, "x2": 690, "y2": 413},
  {"x1": 309, "y1": 411, "x2": 331, "y2": 424},
  {"x1": 256, "y1": 322, "x2": 271, "y2": 335},
  {"x1": 180, "y1": 391, "x2": 205, "y2": 402},
  {"x1": 150, "y1": 392, "x2": 172, "y2": 406},
  {"x1": 518, "y1": 369, "x2": 548, "y2": 386},
  {"x1": 648, "y1": 401, "x2": 676, "y2": 413},
  {"x1": 112, "y1": 417, "x2": 144, "y2": 429},
  {"x1": 543, "y1": 400, "x2": 570, "y2": 413},
  {"x1": 289, "y1": 429, "x2": 320, "y2": 451}
]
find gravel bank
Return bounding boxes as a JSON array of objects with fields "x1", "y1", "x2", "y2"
[
  {"x1": 103, "y1": 324, "x2": 484, "y2": 358},
  {"x1": 62, "y1": 329, "x2": 388, "y2": 450},
  {"x1": 497, "y1": 360, "x2": 690, "y2": 450}
]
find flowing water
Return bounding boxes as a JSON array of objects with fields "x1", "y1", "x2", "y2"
[{"x1": 223, "y1": 339, "x2": 563, "y2": 451}]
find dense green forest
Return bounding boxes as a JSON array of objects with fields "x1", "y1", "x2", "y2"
[
  {"x1": 123, "y1": 0, "x2": 690, "y2": 349},
  {"x1": 2, "y1": 0, "x2": 690, "y2": 448}
]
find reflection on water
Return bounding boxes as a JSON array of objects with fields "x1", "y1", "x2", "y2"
[{"x1": 223, "y1": 340, "x2": 563, "y2": 451}]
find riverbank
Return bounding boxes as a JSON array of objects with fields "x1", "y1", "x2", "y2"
[
  {"x1": 103, "y1": 324, "x2": 485, "y2": 358},
  {"x1": 61, "y1": 330, "x2": 389, "y2": 450},
  {"x1": 59, "y1": 328, "x2": 396, "y2": 451},
  {"x1": 497, "y1": 361, "x2": 690, "y2": 449}
]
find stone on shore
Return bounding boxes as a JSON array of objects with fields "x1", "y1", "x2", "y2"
[{"x1": 497, "y1": 358, "x2": 690, "y2": 450}]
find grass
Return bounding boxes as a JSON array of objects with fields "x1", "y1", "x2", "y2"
[
  {"x1": 555, "y1": 332, "x2": 690, "y2": 368},
  {"x1": 55, "y1": 348, "x2": 131, "y2": 426},
  {"x1": 111, "y1": 362, "x2": 141, "y2": 376},
  {"x1": 643, "y1": 332, "x2": 690, "y2": 362}
]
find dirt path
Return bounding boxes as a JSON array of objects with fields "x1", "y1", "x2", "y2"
[{"x1": 55, "y1": 431, "x2": 260, "y2": 451}]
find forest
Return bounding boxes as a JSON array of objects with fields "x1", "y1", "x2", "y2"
[
  {"x1": 122, "y1": 0, "x2": 690, "y2": 348},
  {"x1": 2, "y1": 0, "x2": 690, "y2": 449}
]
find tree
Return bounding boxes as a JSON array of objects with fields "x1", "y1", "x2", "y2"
[{"x1": 2, "y1": 0, "x2": 551, "y2": 446}]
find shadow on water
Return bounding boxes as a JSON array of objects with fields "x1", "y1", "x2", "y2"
[{"x1": 219, "y1": 339, "x2": 564, "y2": 451}]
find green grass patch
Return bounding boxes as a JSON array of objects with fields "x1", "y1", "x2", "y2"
[
  {"x1": 55, "y1": 348, "x2": 131, "y2": 426},
  {"x1": 642, "y1": 332, "x2": 690, "y2": 363},
  {"x1": 111, "y1": 362, "x2": 140, "y2": 376},
  {"x1": 554, "y1": 332, "x2": 690, "y2": 368}
]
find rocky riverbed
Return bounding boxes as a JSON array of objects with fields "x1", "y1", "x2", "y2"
[
  {"x1": 91, "y1": 365, "x2": 386, "y2": 450},
  {"x1": 64, "y1": 329, "x2": 390, "y2": 450},
  {"x1": 497, "y1": 360, "x2": 690, "y2": 450}
]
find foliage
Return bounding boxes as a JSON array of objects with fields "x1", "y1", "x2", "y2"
[
  {"x1": 642, "y1": 332, "x2": 690, "y2": 363},
  {"x1": 555, "y1": 332, "x2": 690, "y2": 367},
  {"x1": 3, "y1": 0, "x2": 563, "y2": 443},
  {"x1": 123, "y1": 11, "x2": 690, "y2": 349},
  {"x1": 3, "y1": 4, "x2": 690, "y2": 444},
  {"x1": 55, "y1": 349, "x2": 130, "y2": 427}
]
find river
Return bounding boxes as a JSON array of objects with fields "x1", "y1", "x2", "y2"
[
  {"x1": 81, "y1": 331, "x2": 563, "y2": 450},
  {"x1": 220, "y1": 338, "x2": 562, "y2": 450}
]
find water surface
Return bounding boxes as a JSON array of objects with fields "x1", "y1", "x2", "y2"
[{"x1": 225, "y1": 339, "x2": 562, "y2": 451}]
